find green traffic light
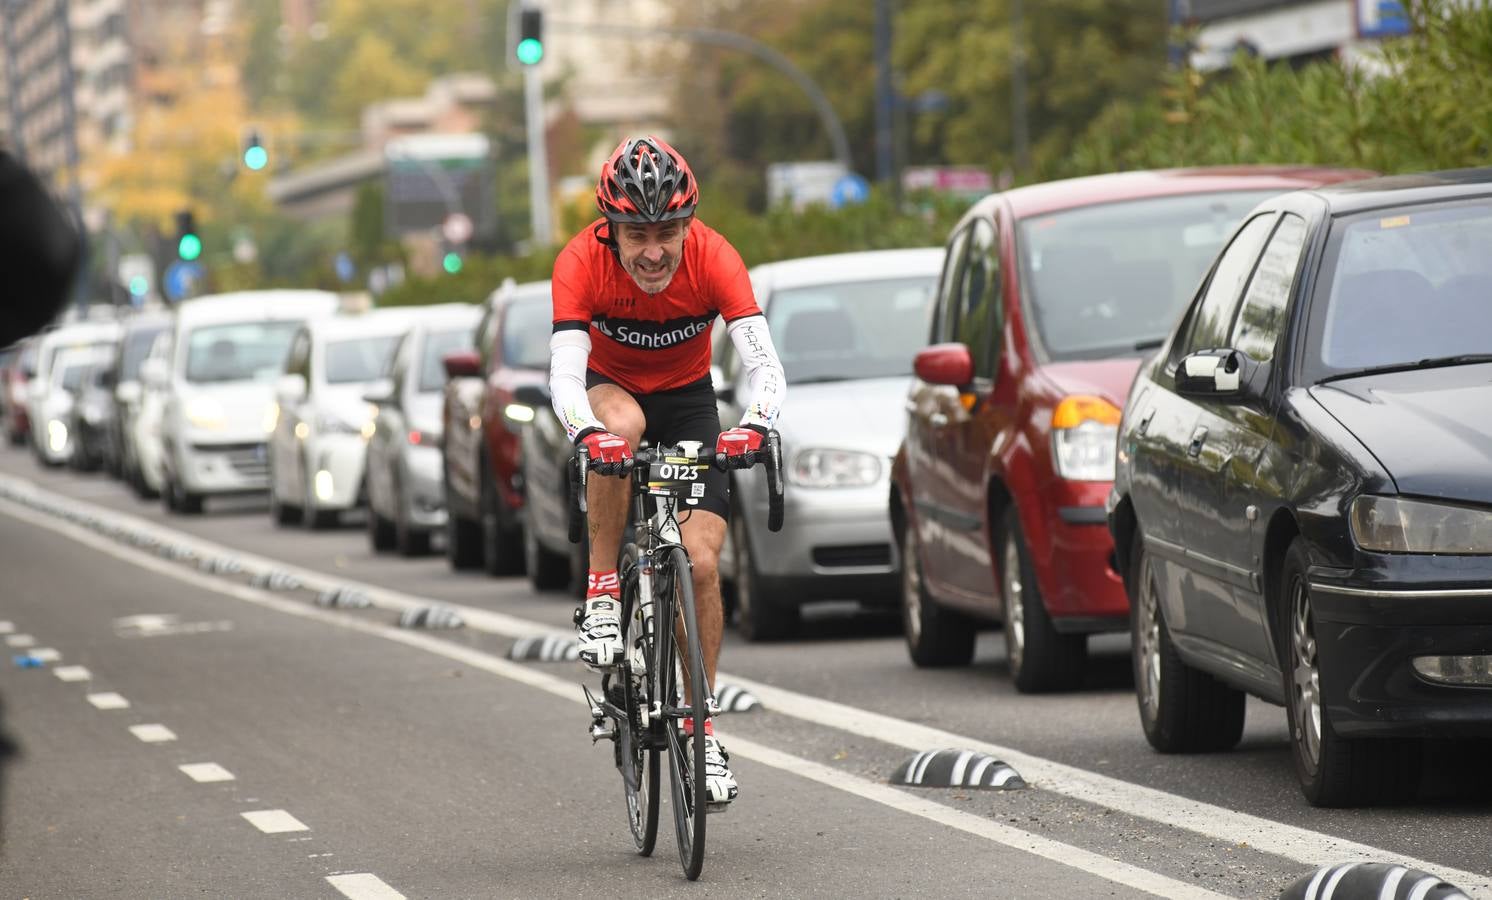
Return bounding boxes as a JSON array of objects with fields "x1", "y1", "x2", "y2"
[
  {"x1": 516, "y1": 37, "x2": 543, "y2": 65},
  {"x1": 178, "y1": 233, "x2": 203, "y2": 261},
  {"x1": 244, "y1": 145, "x2": 268, "y2": 171},
  {"x1": 442, "y1": 252, "x2": 463, "y2": 274},
  {"x1": 128, "y1": 276, "x2": 149, "y2": 296}
]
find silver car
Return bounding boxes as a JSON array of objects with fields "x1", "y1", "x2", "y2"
[
  {"x1": 365, "y1": 305, "x2": 481, "y2": 555},
  {"x1": 717, "y1": 247, "x2": 945, "y2": 640}
]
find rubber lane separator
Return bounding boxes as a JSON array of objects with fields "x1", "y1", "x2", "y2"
[{"x1": 242, "y1": 809, "x2": 309, "y2": 834}]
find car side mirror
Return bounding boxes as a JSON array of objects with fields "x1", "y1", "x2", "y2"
[
  {"x1": 139, "y1": 357, "x2": 168, "y2": 389},
  {"x1": 512, "y1": 383, "x2": 550, "y2": 409},
  {"x1": 276, "y1": 373, "x2": 307, "y2": 404},
  {"x1": 443, "y1": 350, "x2": 482, "y2": 380},
  {"x1": 913, "y1": 342, "x2": 974, "y2": 388},
  {"x1": 362, "y1": 377, "x2": 396, "y2": 406},
  {"x1": 116, "y1": 381, "x2": 142, "y2": 405},
  {"x1": 1176, "y1": 349, "x2": 1262, "y2": 400}
]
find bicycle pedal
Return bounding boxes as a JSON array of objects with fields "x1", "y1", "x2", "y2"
[{"x1": 590, "y1": 720, "x2": 616, "y2": 743}]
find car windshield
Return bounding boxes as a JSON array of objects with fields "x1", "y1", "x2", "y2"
[
  {"x1": 1313, "y1": 199, "x2": 1492, "y2": 376},
  {"x1": 419, "y1": 327, "x2": 475, "y2": 392},
  {"x1": 1018, "y1": 190, "x2": 1282, "y2": 360},
  {"x1": 324, "y1": 335, "x2": 400, "y2": 384},
  {"x1": 765, "y1": 275, "x2": 937, "y2": 383},
  {"x1": 185, "y1": 321, "x2": 302, "y2": 384},
  {"x1": 502, "y1": 295, "x2": 552, "y2": 370},
  {"x1": 121, "y1": 325, "x2": 165, "y2": 380},
  {"x1": 54, "y1": 353, "x2": 100, "y2": 392}
]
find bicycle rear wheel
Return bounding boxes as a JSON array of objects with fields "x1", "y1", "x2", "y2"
[
  {"x1": 660, "y1": 546, "x2": 708, "y2": 881},
  {"x1": 618, "y1": 544, "x2": 659, "y2": 856}
]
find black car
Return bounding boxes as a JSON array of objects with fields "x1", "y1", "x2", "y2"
[{"x1": 1108, "y1": 168, "x2": 1492, "y2": 807}]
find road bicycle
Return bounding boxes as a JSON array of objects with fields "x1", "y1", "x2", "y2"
[{"x1": 569, "y1": 432, "x2": 784, "y2": 880}]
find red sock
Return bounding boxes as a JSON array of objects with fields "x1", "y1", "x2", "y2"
[
  {"x1": 586, "y1": 569, "x2": 618, "y2": 599},
  {"x1": 683, "y1": 717, "x2": 714, "y2": 737}
]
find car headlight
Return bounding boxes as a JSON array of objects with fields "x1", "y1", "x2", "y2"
[
  {"x1": 1051, "y1": 395, "x2": 1120, "y2": 482},
  {"x1": 790, "y1": 448, "x2": 881, "y2": 488},
  {"x1": 263, "y1": 402, "x2": 279, "y2": 435},
  {"x1": 184, "y1": 397, "x2": 226, "y2": 430},
  {"x1": 1350, "y1": 495, "x2": 1492, "y2": 554}
]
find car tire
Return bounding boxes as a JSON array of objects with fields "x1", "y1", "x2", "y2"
[
  {"x1": 1280, "y1": 538, "x2": 1421, "y2": 806},
  {"x1": 394, "y1": 489, "x2": 431, "y2": 557},
  {"x1": 367, "y1": 504, "x2": 396, "y2": 552},
  {"x1": 733, "y1": 508, "x2": 798, "y2": 641},
  {"x1": 270, "y1": 485, "x2": 302, "y2": 526},
  {"x1": 1001, "y1": 507, "x2": 1087, "y2": 693},
  {"x1": 480, "y1": 470, "x2": 523, "y2": 577},
  {"x1": 444, "y1": 464, "x2": 484, "y2": 570},
  {"x1": 1129, "y1": 529, "x2": 1245, "y2": 753},
  {"x1": 523, "y1": 514, "x2": 570, "y2": 591},
  {"x1": 163, "y1": 468, "x2": 204, "y2": 515},
  {"x1": 900, "y1": 515, "x2": 976, "y2": 667}
]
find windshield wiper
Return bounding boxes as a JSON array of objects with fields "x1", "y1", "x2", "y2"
[{"x1": 1318, "y1": 353, "x2": 1492, "y2": 384}]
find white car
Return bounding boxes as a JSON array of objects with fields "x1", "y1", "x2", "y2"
[
  {"x1": 36, "y1": 345, "x2": 112, "y2": 465},
  {"x1": 28, "y1": 320, "x2": 122, "y2": 465},
  {"x1": 268, "y1": 309, "x2": 420, "y2": 529},
  {"x1": 114, "y1": 313, "x2": 172, "y2": 495},
  {"x1": 143, "y1": 290, "x2": 341, "y2": 514},
  {"x1": 131, "y1": 331, "x2": 172, "y2": 498}
]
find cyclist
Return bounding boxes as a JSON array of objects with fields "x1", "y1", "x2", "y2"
[{"x1": 549, "y1": 136, "x2": 786, "y2": 810}]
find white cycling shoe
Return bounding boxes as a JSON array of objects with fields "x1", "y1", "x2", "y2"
[
  {"x1": 575, "y1": 595, "x2": 624, "y2": 671},
  {"x1": 694, "y1": 730, "x2": 739, "y2": 811}
]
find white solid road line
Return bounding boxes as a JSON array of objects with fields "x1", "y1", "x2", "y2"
[
  {"x1": 241, "y1": 809, "x2": 310, "y2": 834},
  {"x1": 4, "y1": 484, "x2": 1492, "y2": 894},
  {"x1": 179, "y1": 762, "x2": 235, "y2": 783},
  {"x1": 129, "y1": 724, "x2": 177, "y2": 743},
  {"x1": 326, "y1": 873, "x2": 408, "y2": 900},
  {"x1": 87, "y1": 692, "x2": 131, "y2": 710},
  {"x1": 53, "y1": 665, "x2": 91, "y2": 682}
]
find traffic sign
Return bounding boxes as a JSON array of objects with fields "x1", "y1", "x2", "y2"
[
  {"x1": 334, "y1": 252, "x2": 356, "y2": 284},
  {"x1": 164, "y1": 260, "x2": 205, "y2": 302},
  {"x1": 442, "y1": 212, "x2": 474, "y2": 245},
  {"x1": 829, "y1": 173, "x2": 871, "y2": 209}
]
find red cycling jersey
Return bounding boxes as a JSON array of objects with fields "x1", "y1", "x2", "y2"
[{"x1": 552, "y1": 218, "x2": 761, "y2": 395}]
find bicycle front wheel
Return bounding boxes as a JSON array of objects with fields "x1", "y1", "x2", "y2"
[
  {"x1": 618, "y1": 543, "x2": 659, "y2": 856},
  {"x1": 660, "y1": 546, "x2": 708, "y2": 881}
]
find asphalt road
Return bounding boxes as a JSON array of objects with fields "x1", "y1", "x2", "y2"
[{"x1": 1, "y1": 445, "x2": 1488, "y2": 899}]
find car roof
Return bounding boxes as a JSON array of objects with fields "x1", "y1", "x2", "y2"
[
  {"x1": 407, "y1": 304, "x2": 483, "y2": 332},
  {"x1": 37, "y1": 320, "x2": 121, "y2": 349},
  {"x1": 992, "y1": 165, "x2": 1376, "y2": 220},
  {"x1": 492, "y1": 279, "x2": 553, "y2": 308},
  {"x1": 174, "y1": 290, "x2": 341, "y2": 326},
  {"x1": 1305, "y1": 166, "x2": 1492, "y2": 214},
  {"x1": 749, "y1": 248, "x2": 945, "y2": 291},
  {"x1": 308, "y1": 310, "x2": 421, "y2": 342}
]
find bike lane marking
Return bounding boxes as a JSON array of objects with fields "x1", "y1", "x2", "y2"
[{"x1": 4, "y1": 480, "x2": 1490, "y2": 894}]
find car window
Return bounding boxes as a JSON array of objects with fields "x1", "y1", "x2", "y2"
[
  {"x1": 419, "y1": 327, "x2": 476, "y2": 392},
  {"x1": 501, "y1": 296, "x2": 553, "y2": 370},
  {"x1": 324, "y1": 335, "x2": 400, "y2": 384},
  {"x1": 120, "y1": 325, "x2": 164, "y2": 381},
  {"x1": 931, "y1": 225, "x2": 973, "y2": 344},
  {"x1": 1230, "y1": 214, "x2": 1307, "y2": 363},
  {"x1": 185, "y1": 321, "x2": 302, "y2": 384},
  {"x1": 763, "y1": 275, "x2": 937, "y2": 384},
  {"x1": 953, "y1": 218, "x2": 1001, "y2": 379},
  {"x1": 1181, "y1": 213, "x2": 1276, "y2": 357}
]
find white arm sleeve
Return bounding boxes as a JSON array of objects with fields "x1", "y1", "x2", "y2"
[
  {"x1": 549, "y1": 329, "x2": 605, "y2": 442},
  {"x1": 726, "y1": 314, "x2": 786, "y2": 430}
]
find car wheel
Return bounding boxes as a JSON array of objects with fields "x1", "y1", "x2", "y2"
[
  {"x1": 1129, "y1": 529, "x2": 1245, "y2": 752},
  {"x1": 269, "y1": 466, "x2": 302, "y2": 526},
  {"x1": 480, "y1": 470, "x2": 523, "y2": 576},
  {"x1": 733, "y1": 509, "x2": 798, "y2": 641},
  {"x1": 524, "y1": 513, "x2": 570, "y2": 590},
  {"x1": 367, "y1": 502, "x2": 396, "y2": 552},
  {"x1": 394, "y1": 480, "x2": 431, "y2": 557},
  {"x1": 900, "y1": 516, "x2": 976, "y2": 667},
  {"x1": 1281, "y1": 538, "x2": 1420, "y2": 806},
  {"x1": 444, "y1": 463, "x2": 484, "y2": 570},
  {"x1": 1001, "y1": 507, "x2": 1086, "y2": 693}
]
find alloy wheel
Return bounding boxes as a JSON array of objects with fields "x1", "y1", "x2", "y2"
[
  {"x1": 901, "y1": 526, "x2": 923, "y2": 643},
  {"x1": 1290, "y1": 576, "x2": 1323, "y2": 769},
  {"x1": 1135, "y1": 554, "x2": 1162, "y2": 722},
  {"x1": 1002, "y1": 533, "x2": 1026, "y2": 673}
]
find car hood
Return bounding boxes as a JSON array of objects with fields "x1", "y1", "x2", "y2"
[
  {"x1": 1035, "y1": 358, "x2": 1145, "y2": 407},
  {"x1": 1310, "y1": 363, "x2": 1492, "y2": 504},
  {"x1": 179, "y1": 381, "x2": 274, "y2": 435},
  {"x1": 779, "y1": 376, "x2": 910, "y2": 458}
]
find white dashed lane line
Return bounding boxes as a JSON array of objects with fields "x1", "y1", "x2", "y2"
[
  {"x1": 6, "y1": 634, "x2": 36, "y2": 648},
  {"x1": 326, "y1": 873, "x2": 407, "y2": 900},
  {"x1": 0, "y1": 620, "x2": 13, "y2": 633},
  {"x1": 241, "y1": 809, "x2": 310, "y2": 834},
  {"x1": 29, "y1": 647, "x2": 61, "y2": 662},
  {"x1": 179, "y1": 763, "x2": 235, "y2": 783},
  {"x1": 129, "y1": 723, "x2": 177, "y2": 743},
  {"x1": 87, "y1": 692, "x2": 130, "y2": 709},
  {"x1": 53, "y1": 665, "x2": 91, "y2": 682}
]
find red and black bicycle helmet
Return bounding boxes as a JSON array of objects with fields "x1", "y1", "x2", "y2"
[{"x1": 596, "y1": 136, "x2": 698, "y2": 224}]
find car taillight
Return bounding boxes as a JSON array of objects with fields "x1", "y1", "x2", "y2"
[{"x1": 408, "y1": 430, "x2": 424, "y2": 445}]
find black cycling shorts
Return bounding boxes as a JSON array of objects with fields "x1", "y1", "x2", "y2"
[{"x1": 586, "y1": 370, "x2": 729, "y2": 521}]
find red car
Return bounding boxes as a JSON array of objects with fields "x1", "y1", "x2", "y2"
[{"x1": 892, "y1": 166, "x2": 1372, "y2": 692}]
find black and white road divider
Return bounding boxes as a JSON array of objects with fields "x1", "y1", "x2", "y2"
[
  {"x1": 316, "y1": 587, "x2": 372, "y2": 609},
  {"x1": 398, "y1": 605, "x2": 465, "y2": 630},
  {"x1": 249, "y1": 571, "x2": 302, "y2": 592},
  {"x1": 713, "y1": 683, "x2": 760, "y2": 713},
  {"x1": 1279, "y1": 863, "x2": 1469, "y2": 900},
  {"x1": 890, "y1": 749, "x2": 1026, "y2": 791},
  {"x1": 197, "y1": 556, "x2": 243, "y2": 576},
  {"x1": 508, "y1": 635, "x2": 579, "y2": 662}
]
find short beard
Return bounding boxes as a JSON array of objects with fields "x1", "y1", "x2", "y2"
[{"x1": 628, "y1": 261, "x2": 677, "y2": 295}]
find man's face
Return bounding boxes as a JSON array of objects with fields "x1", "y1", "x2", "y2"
[{"x1": 614, "y1": 218, "x2": 690, "y2": 295}]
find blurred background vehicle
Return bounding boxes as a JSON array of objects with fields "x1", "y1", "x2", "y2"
[
  {"x1": 365, "y1": 303, "x2": 482, "y2": 556},
  {"x1": 151, "y1": 290, "x2": 340, "y2": 514},
  {"x1": 894, "y1": 165, "x2": 1371, "y2": 693},
  {"x1": 714, "y1": 248, "x2": 944, "y2": 640},
  {"x1": 268, "y1": 308, "x2": 415, "y2": 529},
  {"x1": 38, "y1": 344, "x2": 111, "y2": 467},
  {"x1": 68, "y1": 347, "x2": 120, "y2": 472},
  {"x1": 511, "y1": 379, "x2": 587, "y2": 598},
  {"x1": 1111, "y1": 167, "x2": 1492, "y2": 807},
  {"x1": 107, "y1": 313, "x2": 172, "y2": 482},
  {"x1": 129, "y1": 330, "x2": 174, "y2": 499},
  {"x1": 441, "y1": 279, "x2": 552, "y2": 577},
  {"x1": 2, "y1": 340, "x2": 37, "y2": 447},
  {"x1": 28, "y1": 320, "x2": 122, "y2": 466}
]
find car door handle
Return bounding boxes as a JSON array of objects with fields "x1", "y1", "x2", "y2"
[
  {"x1": 930, "y1": 413, "x2": 948, "y2": 427},
  {"x1": 1187, "y1": 426, "x2": 1208, "y2": 458},
  {"x1": 1137, "y1": 408, "x2": 1156, "y2": 436}
]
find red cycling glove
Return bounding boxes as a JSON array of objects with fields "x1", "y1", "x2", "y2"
[
  {"x1": 715, "y1": 425, "x2": 767, "y2": 468},
  {"x1": 577, "y1": 429, "x2": 632, "y2": 475}
]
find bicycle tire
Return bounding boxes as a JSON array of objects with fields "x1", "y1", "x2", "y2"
[
  {"x1": 617, "y1": 543, "x2": 660, "y2": 856},
  {"x1": 659, "y1": 546, "x2": 708, "y2": 881}
]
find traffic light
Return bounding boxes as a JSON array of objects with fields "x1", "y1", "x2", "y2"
[
  {"x1": 442, "y1": 250, "x2": 463, "y2": 275},
  {"x1": 241, "y1": 128, "x2": 268, "y2": 171},
  {"x1": 175, "y1": 210, "x2": 202, "y2": 262},
  {"x1": 515, "y1": 8, "x2": 543, "y2": 65}
]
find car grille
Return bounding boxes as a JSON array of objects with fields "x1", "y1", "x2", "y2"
[
  {"x1": 812, "y1": 544, "x2": 893, "y2": 569},
  {"x1": 193, "y1": 442, "x2": 268, "y2": 479}
]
